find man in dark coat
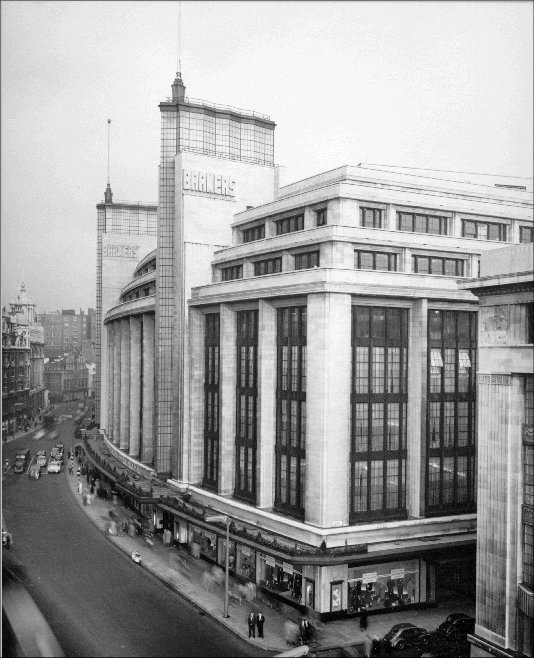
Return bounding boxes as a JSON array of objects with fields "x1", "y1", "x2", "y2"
[
  {"x1": 247, "y1": 612, "x2": 256, "y2": 638},
  {"x1": 256, "y1": 611, "x2": 265, "y2": 638}
]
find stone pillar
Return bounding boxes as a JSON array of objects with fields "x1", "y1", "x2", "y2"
[
  {"x1": 257, "y1": 300, "x2": 277, "y2": 509},
  {"x1": 403, "y1": 248, "x2": 412, "y2": 273},
  {"x1": 452, "y1": 212, "x2": 462, "y2": 238},
  {"x1": 188, "y1": 308, "x2": 205, "y2": 484},
  {"x1": 141, "y1": 313, "x2": 155, "y2": 464},
  {"x1": 305, "y1": 292, "x2": 352, "y2": 527},
  {"x1": 303, "y1": 206, "x2": 314, "y2": 230},
  {"x1": 107, "y1": 324, "x2": 114, "y2": 440},
  {"x1": 112, "y1": 321, "x2": 121, "y2": 445},
  {"x1": 219, "y1": 304, "x2": 237, "y2": 496},
  {"x1": 129, "y1": 316, "x2": 142, "y2": 458},
  {"x1": 243, "y1": 259, "x2": 254, "y2": 278},
  {"x1": 119, "y1": 318, "x2": 130, "y2": 451},
  {"x1": 386, "y1": 204, "x2": 396, "y2": 231},
  {"x1": 406, "y1": 299, "x2": 427, "y2": 517}
]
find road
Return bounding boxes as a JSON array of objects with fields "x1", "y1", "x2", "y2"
[{"x1": 2, "y1": 402, "x2": 271, "y2": 657}]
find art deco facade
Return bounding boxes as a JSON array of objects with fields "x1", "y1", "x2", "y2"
[
  {"x1": 94, "y1": 72, "x2": 533, "y2": 619},
  {"x1": 461, "y1": 243, "x2": 534, "y2": 658}
]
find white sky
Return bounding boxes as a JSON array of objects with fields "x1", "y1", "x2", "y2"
[{"x1": 1, "y1": 0, "x2": 532, "y2": 312}]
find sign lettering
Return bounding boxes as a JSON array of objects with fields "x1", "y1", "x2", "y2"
[
  {"x1": 103, "y1": 244, "x2": 139, "y2": 259},
  {"x1": 183, "y1": 169, "x2": 236, "y2": 197}
]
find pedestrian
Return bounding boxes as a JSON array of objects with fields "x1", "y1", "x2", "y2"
[
  {"x1": 256, "y1": 611, "x2": 265, "y2": 638},
  {"x1": 360, "y1": 606, "x2": 368, "y2": 631},
  {"x1": 247, "y1": 611, "x2": 256, "y2": 638},
  {"x1": 77, "y1": 480, "x2": 83, "y2": 495},
  {"x1": 77, "y1": 465, "x2": 81, "y2": 478},
  {"x1": 370, "y1": 637, "x2": 382, "y2": 657},
  {"x1": 299, "y1": 617, "x2": 310, "y2": 644}
]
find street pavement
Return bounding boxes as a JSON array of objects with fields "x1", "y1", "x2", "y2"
[{"x1": 65, "y1": 455, "x2": 475, "y2": 656}]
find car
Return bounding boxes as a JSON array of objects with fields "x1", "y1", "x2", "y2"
[
  {"x1": 28, "y1": 463, "x2": 41, "y2": 479},
  {"x1": 47, "y1": 460, "x2": 61, "y2": 474},
  {"x1": 33, "y1": 429, "x2": 46, "y2": 440},
  {"x1": 36, "y1": 451, "x2": 47, "y2": 468},
  {"x1": 437, "y1": 613, "x2": 475, "y2": 638},
  {"x1": 383, "y1": 623, "x2": 430, "y2": 652},
  {"x1": 13, "y1": 450, "x2": 31, "y2": 474},
  {"x1": 55, "y1": 442, "x2": 64, "y2": 452},
  {"x1": 48, "y1": 430, "x2": 59, "y2": 441}
]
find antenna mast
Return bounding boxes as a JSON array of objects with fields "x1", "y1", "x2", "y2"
[
  {"x1": 177, "y1": 1, "x2": 182, "y2": 73},
  {"x1": 107, "y1": 119, "x2": 111, "y2": 185}
]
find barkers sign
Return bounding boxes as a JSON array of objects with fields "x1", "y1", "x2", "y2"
[
  {"x1": 182, "y1": 169, "x2": 236, "y2": 197},
  {"x1": 103, "y1": 244, "x2": 139, "y2": 259}
]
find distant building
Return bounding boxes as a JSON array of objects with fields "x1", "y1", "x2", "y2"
[
  {"x1": 2, "y1": 283, "x2": 45, "y2": 440},
  {"x1": 461, "y1": 243, "x2": 533, "y2": 658},
  {"x1": 39, "y1": 308, "x2": 96, "y2": 359},
  {"x1": 44, "y1": 349, "x2": 92, "y2": 403}
]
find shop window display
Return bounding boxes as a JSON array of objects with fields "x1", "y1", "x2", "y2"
[
  {"x1": 235, "y1": 545, "x2": 256, "y2": 581},
  {"x1": 258, "y1": 554, "x2": 303, "y2": 604},
  {"x1": 347, "y1": 560, "x2": 419, "y2": 614},
  {"x1": 189, "y1": 525, "x2": 217, "y2": 561}
]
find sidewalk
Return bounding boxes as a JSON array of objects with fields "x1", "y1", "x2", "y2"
[{"x1": 67, "y1": 467, "x2": 475, "y2": 656}]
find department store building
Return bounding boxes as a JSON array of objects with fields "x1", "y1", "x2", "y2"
[{"x1": 95, "y1": 72, "x2": 533, "y2": 620}]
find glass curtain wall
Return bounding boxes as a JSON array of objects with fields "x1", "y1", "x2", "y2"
[
  {"x1": 234, "y1": 310, "x2": 258, "y2": 503},
  {"x1": 426, "y1": 310, "x2": 477, "y2": 515},
  {"x1": 275, "y1": 307, "x2": 307, "y2": 519},
  {"x1": 350, "y1": 306, "x2": 408, "y2": 522},
  {"x1": 203, "y1": 314, "x2": 220, "y2": 489}
]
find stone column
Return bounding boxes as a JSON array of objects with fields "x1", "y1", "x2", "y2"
[
  {"x1": 107, "y1": 324, "x2": 114, "y2": 440},
  {"x1": 257, "y1": 300, "x2": 277, "y2": 509},
  {"x1": 305, "y1": 292, "x2": 352, "y2": 527},
  {"x1": 406, "y1": 299, "x2": 427, "y2": 517},
  {"x1": 386, "y1": 204, "x2": 396, "y2": 231},
  {"x1": 141, "y1": 313, "x2": 155, "y2": 464},
  {"x1": 187, "y1": 308, "x2": 205, "y2": 484},
  {"x1": 119, "y1": 318, "x2": 130, "y2": 451},
  {"x1": 219, "y1": 304, "x2": 237, "y2": 496},
  {"x1": 129, "y1": 316, "x2": 142, "y2": 458},
  {"x1": 112, "y1": 321, "x2": 121, "y2": 445}
]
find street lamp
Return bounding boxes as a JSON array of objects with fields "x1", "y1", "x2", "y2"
[{"x1": 205, "y1": 514, "x2": 231, "y2": 618}]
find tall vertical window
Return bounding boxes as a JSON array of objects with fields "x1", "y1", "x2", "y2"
[
  {"x1": 351, "y1": 306, "x2": 408, "y2": 522},
  {"x1": 360, "y1": 207, "x2": 384, "y2": 228},
  {"x1": 520, "y1": 226, "x2": 533, "y2": 243},
  {"x1": 203, "y1": 314, "x2": 220, "y2": 489},
  {"x1": 315, "y1": 208, "x2": 327, "y2": 227},
  {"x1": 235, "y1": 310, "x2": 258, "y2": 503},
  {"x1": 275, "y1": 307, "x2": 307, "y2": 518},
  {"x1": 426, "y1": 310, "x2": 477, "y2": 515}
]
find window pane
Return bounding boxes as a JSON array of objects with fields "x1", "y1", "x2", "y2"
[{"x1": 353, "y1": 462, "x2": 368, "y2": 512}]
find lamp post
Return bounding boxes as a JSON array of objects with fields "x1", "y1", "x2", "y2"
[{"x1": 205, "y1": 514, "x2": 230, "y2": 618}]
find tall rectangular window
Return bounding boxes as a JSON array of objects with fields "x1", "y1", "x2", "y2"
[
  {"x1": 520, "y1": 226, "x2": 533, "y2": 243},
  {"x1": 315, "y1": 208, "x2": 327, "y2": 226},
  {"x1": 426, "y1": 310, "x2": 477, "y2": 515},
  {"x1": 294, "y1": 251, "x2": 320, "y2": 270},
  {"x1": 351, "y1": 306, "x2": 408, "y2": 522},
  {"x1": 203, "y1": 314, "x2": 220, "y2": 489},
  {"x1": 360, "y1": 207, "x2": 383, "y2": 228},
  {"x1": 235, "y1": 310, "x2": 258, "y2": 503},
  {"x1": 275, "y1": 306, "x2": 307, "y2": 518}
]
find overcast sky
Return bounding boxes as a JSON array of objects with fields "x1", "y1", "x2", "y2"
[{"x1": 1, "y1": 0, "x2": 532, "y2": 313}]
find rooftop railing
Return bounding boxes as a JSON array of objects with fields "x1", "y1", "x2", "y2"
[{"x1": 166, "y1": 96, "x2": 271, "y2": 121}]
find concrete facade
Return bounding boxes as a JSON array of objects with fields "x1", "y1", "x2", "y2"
[{"x1": 461, "y1": 243, "x2": 533, "y2": 658}]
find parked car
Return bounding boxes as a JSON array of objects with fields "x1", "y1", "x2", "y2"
[
  {"x1": 28, "y1": 463, "x2": 41, "y2": 480},
  {"x1": 437, "y1": 613, "x2": 475, "y2": 638},
  {"x1": 47, "y1": 460, "x2": 61, "y2": 474},
  {"x1": 36, "y1": 451, "x2": 47, "y2": 468},
  {"x1": 383, "y1": 623, "x2": 430, "y2": 652},
  {"x1": 13, "y1": 450, "x2": 31, "y2": 474}
]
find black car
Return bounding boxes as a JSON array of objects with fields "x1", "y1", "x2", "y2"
[
  {"x1": 437, "y1": 613, "x2": 475, "y2": 638},
  {"x1": 383, "y1": 623, "x2": 430, "y2": 652}
]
